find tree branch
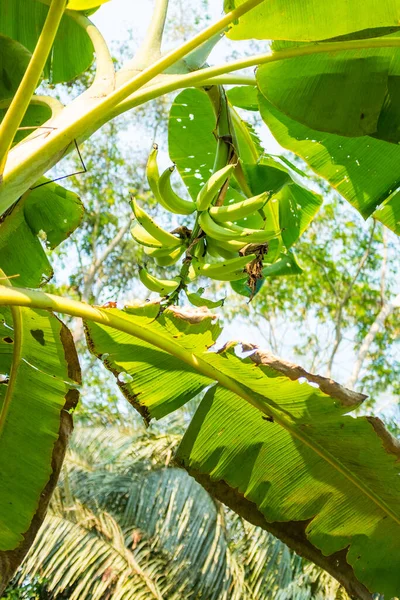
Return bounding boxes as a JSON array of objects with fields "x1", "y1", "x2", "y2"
[
  {"x1": 325, "y1": 221, "x2": 376, "y2": 378},
  {"x1": 82, "y1": 220, "x2": 131, "y2": 303},
  {"x1": 346, "y1": 293, "x2": 400, "y2": 390}
]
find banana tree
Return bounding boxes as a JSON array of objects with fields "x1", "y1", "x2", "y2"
[{"x1": 1, "y1": 0, "x2": 400, "y2": 598}]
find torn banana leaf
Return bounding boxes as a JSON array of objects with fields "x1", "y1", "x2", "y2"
[{"x1": 85, "y1": 303, "x2": 400, "y2": 598}]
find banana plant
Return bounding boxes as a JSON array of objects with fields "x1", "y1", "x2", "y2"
[{"x1": 1, "y1": 0, "x2": 400, "y2": 597}]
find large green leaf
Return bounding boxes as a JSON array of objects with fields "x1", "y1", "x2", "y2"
[
  {"x1": 0, "y1": 0, "x2": 94, "y2": 83},
  {"x1": 168, "y1": 88, "x2": 217, "y2": 200},
  {"x1": 257, "y1": 40, "x2": 400, "y2": 143},
  {"x1": 85, "y1": 304, "x2": 400, "y2": 597},
  {"x1": 0, "y1": 302, "x2": 81, "y2": 593},
  {"x1": 0, "y1": 35, "x2": 32, "y2": 101},
  {"x1": 277, "y1": 182, "x2": 323, "y2": 249},
  {"x1": 225, "y1": 0, "x2": 400, "y2": 42},
  {"x1": 85, "y1": 304, "x2": 220, "y2": 423},
  {"x1": 0, "y1": 101, "x2": 53, "y2": 147},
  {"x1": 0, "y1": 179, "x2": 84, "y2": 287},
  {"x1": 258, "y1": 92, "x2": 400, "y2": 234}
]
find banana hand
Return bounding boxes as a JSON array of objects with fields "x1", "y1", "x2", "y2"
[
  {"x1": 139, "y1": 266, "x2": 180, "y2": 295},
  {"x1": 196, "y1": 164, "x2": 235, "y2": 211},
  {"x1": 159, "y1": 166, "x2": 196, "y2": 215},
  {"x1": 131, "y1": 199, "x2": 182, "y2": 248},
  {"x1": 209, "y1": 192, "x2": 269, "y2": 223}
]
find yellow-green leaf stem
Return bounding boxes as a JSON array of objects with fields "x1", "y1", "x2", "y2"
[
  {"x1": 114, "y1": 36, "x2": 400, "y2": 118},
  {"x1": 0, "y1": 0, "x2": 263, "y2": 214},
  {"x1": 0, "y1": 0, "x2": 67, "y2": 177},
  {"x1": 66, "y1": 11, "x2": 115, "y2": 94},
  {"x1": 0, "y1": 285, "x2": 400, "y2": 532}
]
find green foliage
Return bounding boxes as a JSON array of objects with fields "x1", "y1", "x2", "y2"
[
  {"x1": 225, "y1": 0, "x2": 400, "y2": 41},
  {"x1": 0, "y1": 0, "x2": 399, "y2": 597}
]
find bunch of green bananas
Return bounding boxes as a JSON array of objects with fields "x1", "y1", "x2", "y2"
[{"x1": 131, "y1": 144, "x2": 277, "y2": 301}]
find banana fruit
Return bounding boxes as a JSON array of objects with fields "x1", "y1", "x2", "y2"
[
  {"x1": 196, "y1": 164, "x2": 235, "y2": 211},
  {"x1": 131, "y1": 222, "x2": 165, "y2": 248},
  {"x1": 186, "y1": 288, "x2": 225, "y2": 309},
  {"x1": 191, "y1": 254, "x2": 256, "y2": 280},
  {"x1": 206, "y1": 236, "x2": 237, "y2": 260},
  {"x1": 209, "y1": 192, "x2": 269, "y2": 223},
  {"x1": 144, "y1": 245, "x2": 184, "y2": 267},
  {"x1": 131, "y1": 198, "x2": 182, "y2": 248},
  {"x1": 139, "y1": 266, "x2": 180, "y2": 295},
  {"x1": 158, "y1": 166, "x2": 196, "y2": 215},
  {"x1": 146, "y1": 144, "x2": 171, "y2": 211}
]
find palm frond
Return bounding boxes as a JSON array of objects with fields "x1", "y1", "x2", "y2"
[
  {"x1": 10, "y1": 425, "x2": 347, "y2": 599},
  {"x1": 16, "y1": 500, "x2": 171, "y2": 600}
]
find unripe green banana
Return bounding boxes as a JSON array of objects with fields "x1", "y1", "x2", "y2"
[
  {"x1": 146, "y1": 144, "x2": 161, "y2": 196},
  {"x1": 209, "y1": 237, "x2": 246, "y2": 253},
  {"x1": 131, "y1": 199, "x2": 182, "y2": 248},
  {"x1": 209, "y1": 192, "x2": 269, "y2": 223},
  {"x1": 188, "y1": 263, "x2": 245, "y2": 282},
  {"x1": 206, "y1": 236, "x2": 237, "y2": 260},
  {"x1": 191, "y1": 254, "x2": 256, "y2": 280},
  {"x1": 199, "y1": 211, "x2": 277, "y2": 244},
  {"x1": 139, "y1": 266, "x2": 180, "y2": 295},
  {"x1": 144, "y1": 245, "x2": 184, "y2": 266},
  {"x1": 131, "y1": 222, "x2": 164, "y2": 248},
  {"x1": 158, "y1": 166, "x2": 196, "y2": 215},
  {"x1": 186, "y1": 288, "x2": 225, "y2": 309},
  {"x1": 146, "y1": 144, "x2": 172, "y2": 211},
  {"x1": 196, "y1": 164, "x2": 235, "y2": 211}
]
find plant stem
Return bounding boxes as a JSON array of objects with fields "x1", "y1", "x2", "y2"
[
  {"x1": 0, "y1": 0, "x2": 67, "y2": 179},
  {"x1": 67, "y1": 11, "x2": 115, "y2": 94},
  {"x1": 114, "y1": 36, "x2": 400, "y2": 117},
  {"x1": 128, "y1": 0, "x2": 170, "y2": 70}
]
